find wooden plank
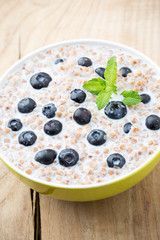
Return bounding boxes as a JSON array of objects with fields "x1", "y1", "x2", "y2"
[
  {"x1": 40, "y1": 166, "x2": 160, "y2": 240},
  {"x1": 0, "y1": 1, "x2": 36, "y2": 239},
  {"x1": 0, "y1": 168, "x2": 34, "y2": 240}
]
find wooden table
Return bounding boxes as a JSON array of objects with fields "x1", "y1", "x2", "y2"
[{"x1": 0, "y1": 0, "x2": 160, "y2": 239}]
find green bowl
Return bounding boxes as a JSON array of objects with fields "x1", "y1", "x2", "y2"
[{"x1": 0, "y1": 39, "x2": 160, "y2": 201}]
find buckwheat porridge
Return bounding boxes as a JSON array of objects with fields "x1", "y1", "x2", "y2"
[{"x1": 0, "y1": 42, "x2": 160, "y2": 185}]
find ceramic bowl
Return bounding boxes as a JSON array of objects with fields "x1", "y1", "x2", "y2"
[{"x1": 0, "y1": 39, "x2": 160, "y2": 201}]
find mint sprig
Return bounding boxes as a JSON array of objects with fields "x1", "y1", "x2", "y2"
[
  {"x1": 104, "y1": 56, "x2": 117, "y2": 85},
  {"x1": 83, "y1": 56, "x2": 142, "y2": 110},
  {"x1": 83, "y1": 56, "x2": 117, "y2": 110},
  {"x1": 121, "y1": 90, "x2": 142, "y2": 105},
  {"x1": 83, "y1": 78, "x2": 106, "y2": 95},
  {"x1": 96, "y1": 90, "x2": 113, "y2": 110}
]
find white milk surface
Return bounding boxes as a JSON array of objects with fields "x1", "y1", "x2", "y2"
[{"x1": 0, "y1": 43, "x2": 160, "y2": 185}]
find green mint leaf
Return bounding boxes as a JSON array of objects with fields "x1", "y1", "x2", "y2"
[
  {"x1": 96, "y1": 90, "x2": 112, "y2": 110},
  {"x1": 104, "y1": 56, "x2": 117, "y2": 85},
  {"x1": 83, "y1": 78, "x2": 106, "y2": 95},
  {"x1": 96, "y1": 77, "x2": 106, "y2": 87},
  {"x1": 105, "y1": 84, "x2": 117, "y2": 94},
  {"x1": 121, "y1": 90, "x2": 142, "y2": 105},
  {"x1": 83, "y1": 78, "x2": 106, "y2": 87},
  {"x1": 89, "y1": 91, "x2": 100, "y2": 95},
  {"x1": 83, "y1": 57, "x2": 141, "y2": 109}
]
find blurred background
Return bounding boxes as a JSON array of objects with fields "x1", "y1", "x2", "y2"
[{"x1": 0, "y1": 0, "x2": 160, "y2": 240}]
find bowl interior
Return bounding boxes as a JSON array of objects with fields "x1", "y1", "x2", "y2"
[{"x1": 0, "y1": 39, "x2": 160, "y2": 189}]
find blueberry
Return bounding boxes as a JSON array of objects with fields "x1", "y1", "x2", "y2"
[
  {"x1": 58, "y1": 148, "x2": 79, "y2": 167},
  {"x1": 145, "y1": 115, "x2": 160, "y2": 130},
  {"x1": 55, "y1": 58, "x2": 64, "y2": 64},
  {"x1": 73, "y1": 108, "x2": 92, "y2": 125},
  {"x1": 140, "y1": 94, "x2": 151, "y2": 104},
  {"x1": 87, "y1": 129, "x2": 107, "y2": 146},
  {"x1": 18, "y1": 131, "x2": 37, "y2": 146},
  {"x1": 44, "y1": 120, "x2": 62, "y2": 136},
  {"x1": 42, "y1": 103, "x2": 57, "y2": 118},
  {"x1": 8, "y1": 118, "x2": 22, "y2": 131},
  {"x1": 104, "y1": 101, "x2": 127, "y2": 119},
  {"x1": 123, "y1": 122, "x2": 132, "y2": 134},
  {"x1": 119, "y1": 67, "x2": 132, "y2": 77},
  {"x1": 107, "y1": 153, "x2": 126, "y2": 168},
  {"x1": 35, "y1": 149, "x2": 57, "y2": 165},
  {"x1": 18, "y1": 98, "x2": 36, "y2": 113},
  {"x1": 70, "y1": 89, "x2": 86, "y2": 103},
  {"x1": 95, "y1": 67, "x2": 105, "y2": 79},
  {"x1": 30, "y1": 72, "x2": 52, "y2": 89},
  {"x1": 77, "y1": 57, "x2": 92, "y2": 67}
]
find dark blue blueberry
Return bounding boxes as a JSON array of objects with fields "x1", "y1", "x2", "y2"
[
  {"x1": 44, "y1": 120, "x2": 62, "y2": 136},
  {"x1": 42, "y1": 103, "x2": 57, "y2": 118},
  {"x1": 18, "y1": 131, "x2": 37, "y2": 146},
  {"x1": 58, "y1": 148, "x2": 79, "y2": 167},
  {"x1": 119, "y1": 67, "x2": 132, "y2": 77},
  {"x1": 35, "y1": 149, "x2": 57, "y2": 165},
  {"x1": 87, "y1": 129, "x2": 107, "y2": 146},
  {"x1": 8, "y1": 118, "x2": 22, "y2": 131},
  {"x1": 30, "y1": 72, "x2": 52, "y2": 89},
  {"x1": 18, "y1": 98, "x2": 36, "y2": 113},
  {"x1": 73, "y1": 108, "x2": 92, "y2": 125},
  {"x1": 107, "y1": 153, "x2": 126, "y2": 168},
  {"x1": 145, "y1": 115, "x2": 160, "y2": 130},
  {"x1": 55, "y1": 58, "x2": 64, "y2": 64},
  {"x1": 77, "y1": 57, "x2": 92, "y2": 67},
  {"x1": 123, "y1": 122, "x2": 132, "y2": 134},
  {"x1": 95, "y1": 67, "x2": 105, "y2": 79},
  {"x1": 104, "y1": 101, "x2": 127, "y2": 119},
  {"x1": 70, "y1": 89, "x2": 86, "y2": 103},
  {"x1": 140, "y1": 94, "x2": 151, "y2": 104}
]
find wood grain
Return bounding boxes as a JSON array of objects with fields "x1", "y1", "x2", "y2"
[
  {"x1": 0, "y1": 0, "x2": 160, "y2": 239},
  {"x1": 0, "y1": 1, "x2": 35, "y2": 239}
]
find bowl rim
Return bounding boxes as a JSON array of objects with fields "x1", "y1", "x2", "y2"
[{"x1": 0, "y1": 38, "x2": 160, "y2": 189}]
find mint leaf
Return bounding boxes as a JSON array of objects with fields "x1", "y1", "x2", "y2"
[
  {"x1": 105, "y1": 84, "x2": 117, "y2": 94},
  {"x1": 83, "y1": 78, "x2": 106, "y2": 95},
  {"x1": 121, "y1": 90, "x2": 142, "y2": 105},
  {"x1": 96, "y1": 90, "x2": 112, "y2": 110},
  {"x1": 82, "y1": 57, "x2": 141, "y2": 110},
  {"x1": 96, "y1": 78, "x2": 106, "y2": 87},
  {"x1": 83, "y1": 80, "x2": 104, "y2": 92},
  {"x1": 104, "y1": 56, "x2": 117, "y2": 85}
]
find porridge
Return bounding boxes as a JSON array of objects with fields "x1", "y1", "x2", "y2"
[{"x1": 0, "y1": 42, "x2": 160, "y2": 185}]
